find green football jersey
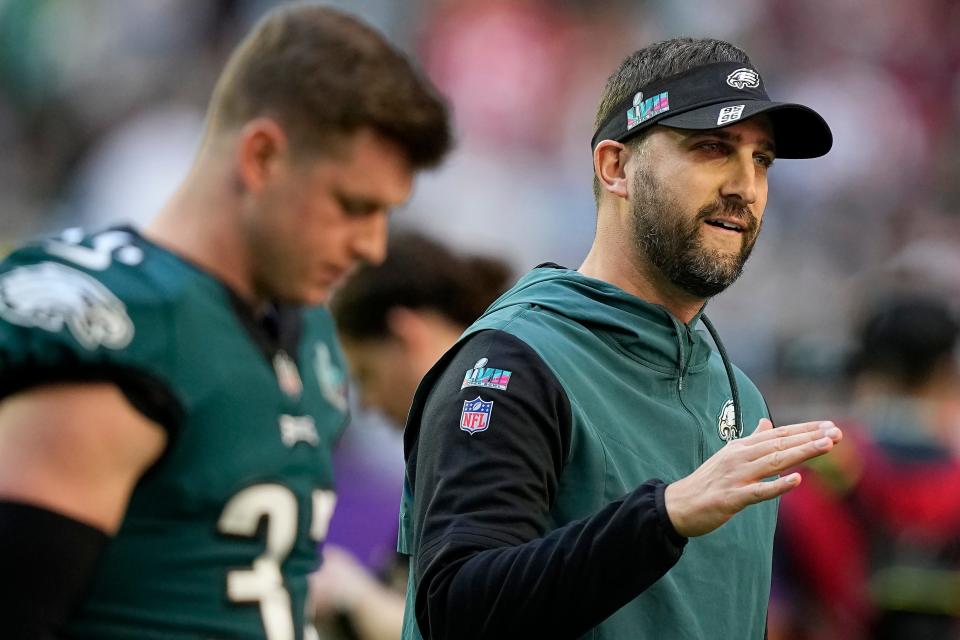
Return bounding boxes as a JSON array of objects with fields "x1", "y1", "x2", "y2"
[{"x1": 0, "y1": 227, "x2": 349, "y2": 640}]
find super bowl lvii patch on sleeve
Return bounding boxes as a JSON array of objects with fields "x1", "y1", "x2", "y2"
[{"x1": 461, "y1": 358, "x2": 512, "y2": 391}]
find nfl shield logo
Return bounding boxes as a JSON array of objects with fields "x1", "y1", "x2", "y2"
[{"x1": 460, "y1": 397, "x2": 493, "y2": 434}]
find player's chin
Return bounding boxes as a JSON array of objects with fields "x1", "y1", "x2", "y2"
[
  {"x1": 272, "y1": 279, "x2": 331, "y2": 307},
  {"x1": 299, "y1": 285, "x2": 333, "y2": 307}
]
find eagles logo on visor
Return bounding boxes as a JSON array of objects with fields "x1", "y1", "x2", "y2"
[
  {"x1": 726, "y1": 68, "x2": 760, "y2": 90},
  {"x1": 590, "y1": 61, "x2": 833, "y2": 159}
]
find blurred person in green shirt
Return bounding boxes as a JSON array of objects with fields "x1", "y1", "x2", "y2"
[{"x1": 311, "y1": 231, "x2": 511, "y2": 640}]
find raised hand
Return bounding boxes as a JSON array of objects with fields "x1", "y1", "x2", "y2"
[{"x1": 664, "y1": 419, "x2": 842, "y2": 537}]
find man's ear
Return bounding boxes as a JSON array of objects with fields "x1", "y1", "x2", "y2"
[
  {"x1": 236, "y1": 117, "x2": 289, "y2": 195},
  {"x1": 593, "y1": 140, "x2": 629, "y2": 200}
]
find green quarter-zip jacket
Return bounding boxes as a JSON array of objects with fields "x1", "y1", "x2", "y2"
[{"x1": 399, "y1": 265, "x2": 776, "y2": 640}]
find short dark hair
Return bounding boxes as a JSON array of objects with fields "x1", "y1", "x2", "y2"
[
  {"x1": 208, "y1": 3, "x2": 452, "y2": 168},
  {"x1": 850, "y1": 295, "x2": 960, "y2": 390},
  {"x1": 331, "y1": 231, "x2": 512, "y2": 341},
  {"x1": 592, "y1": 38, "x2": 752, "y2": 202}
]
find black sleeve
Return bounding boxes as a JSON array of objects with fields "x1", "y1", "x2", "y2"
[
  {"x1": 0, "y1": 361, "x2": 184, "y2": 437},
  {"x1": 407, "y1": 329, "x2": 687, "y2": 640},
  {"x1": 0, "y1": 501, "x2": 109, "y2": 639}
]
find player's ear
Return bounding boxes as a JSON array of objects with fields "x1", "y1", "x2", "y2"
[
  {"x1": 236, "y1": 117, "x2": 289, "y2": 195},
  {"x1": 593, "y1": 140, "x2": 630, "y2": 200}
]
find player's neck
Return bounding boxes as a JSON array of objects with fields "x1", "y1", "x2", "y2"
[
  {"x1": 578, "y1": 218, "x2": 705, "y2": 325},
  {"x1": 145, "y1": 162, "x2": 260, "y2": 306}
]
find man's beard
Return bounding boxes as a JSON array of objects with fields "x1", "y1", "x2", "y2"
[{"x1": 630, "y1": 167, "x2": 760, "y2": 298}]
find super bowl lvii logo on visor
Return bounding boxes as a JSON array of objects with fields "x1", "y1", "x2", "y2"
[
  {"x1": 627, "y1": 91, "x2": 669, "y2": 130},
  {"x1": 460, "y1": 397, "x2": 493, "y2": 435}
]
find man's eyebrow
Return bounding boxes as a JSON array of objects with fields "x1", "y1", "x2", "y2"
[
  {"x1": 336, "y1": 192, "x2": 389, "y2": 210},
  {"x1": 684, "y1": 129, "x2": 777, "y2": 155}
]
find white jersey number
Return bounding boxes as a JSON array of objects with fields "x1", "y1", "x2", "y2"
[
  {"x1": 44, "y1": 228, "x2": 144, "y2": 270},
  {"x1": 218, "y1": 484, "x2": 336, "y2": 640}
]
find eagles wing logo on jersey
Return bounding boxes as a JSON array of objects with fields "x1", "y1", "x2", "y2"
[
  {"x1": 717, "y1": 398, "x2": 740, "y2": 442},
  {"x1": 0, "y1": 262, "x2": 134, "y2": 350}
]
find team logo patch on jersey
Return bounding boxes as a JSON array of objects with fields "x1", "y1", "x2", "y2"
[
  {"x1": 726, "y1": 68, "x2": 760, "y2": 90},
  {"x1": 314, "y1": 343, "x2": 348, "y2": 413},
  {"x1": 279, "y1": 414, "x2": 320, "y2": 447},
  {"x1": 717, "y1": 398, "x2": 741, "y2": 442},
  {"x1": 627, "y1": 91, "x2": 669, "y2": 130},
  {"x1": 461, "y1": 357, "x2": 512, "y2": 391},
  {"x1": 460, "y1": 397, "x2": 493, "y2": 434},
  {"x1": 0, "y1": 262, "x2": 134, "y2": 350},
  {"x1": 717, "y1": 104, "x2": 746, "y2": 126}
]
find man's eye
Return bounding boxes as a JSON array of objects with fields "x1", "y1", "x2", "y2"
[
  {"x1": 340, "y1": 199, "x2": 375, "y2": 216},
  {"x1": 697, "y1": 142, "x2": 725, "y2": 153},
  {"x1": 755, "y1": 154, "x2": 775, "y2": 168}
]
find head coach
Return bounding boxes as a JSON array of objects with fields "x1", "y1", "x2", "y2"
[{"x1": 399, "y1": 37, "x2": 842, "y2": 640}]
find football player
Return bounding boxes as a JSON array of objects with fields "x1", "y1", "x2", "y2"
[{"x1": 0, "y1": 5, "x2": 450, "y2": 639}]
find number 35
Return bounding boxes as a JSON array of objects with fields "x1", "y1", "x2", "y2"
[{"x1": 218, "y1": 484, "x2": 336, "y2": 640}]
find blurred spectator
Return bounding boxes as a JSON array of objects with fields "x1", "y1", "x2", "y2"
[
  {"x1": 313, "y1": 231, "x2": 512, "y2": 640},
  {"x1": 772, "y1": 294, "x2": 960, "y2": 640},
  {"x1": 332, "y1": 230, "x2": 512, "y2": 427}
]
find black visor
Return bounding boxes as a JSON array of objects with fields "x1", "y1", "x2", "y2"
[{"x1": 591, "y1": 62, "x2": 832, "y2": 159}]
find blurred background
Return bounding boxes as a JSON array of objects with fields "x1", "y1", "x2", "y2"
[{"x1": 2, "y1": 1, "x2": 960, "y2": 637}]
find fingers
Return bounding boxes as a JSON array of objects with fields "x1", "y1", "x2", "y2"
[
  {"x1": 672, "y1": 418, "x2": 841, "y2": 534},
  {"x1": 744, "y1": 423, "x2": 842, "y2": 460},
  {"x1": 743, "y1": 419, "x2": 837, "y2": 445},
  {"x1": 751, "y1": 418, "x2": 774, "y2": 436},
  {"x1": 740, "y1": 473, "x2": 802, "y2": 505},
  {"x1": 742, "y1": 432, "x2": 839, "y2": 478}
]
